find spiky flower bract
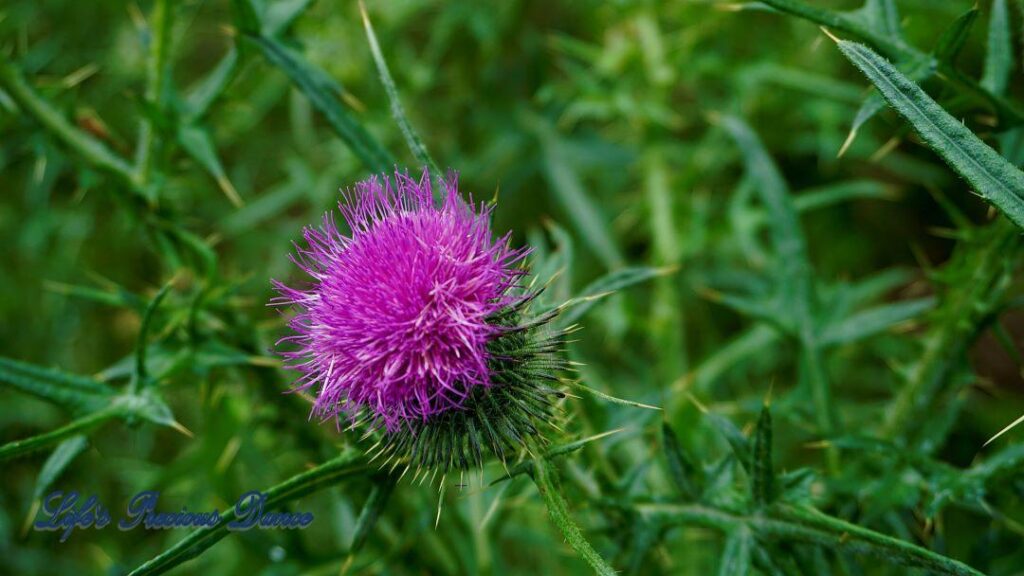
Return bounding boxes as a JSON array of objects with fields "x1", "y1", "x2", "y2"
[{"x1": 272, "y1": 169, "x2": 567, "y2": 474}]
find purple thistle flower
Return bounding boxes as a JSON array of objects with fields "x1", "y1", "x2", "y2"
[{"x1": 271, "y1": 169, "x2": 529, "y2": 430}]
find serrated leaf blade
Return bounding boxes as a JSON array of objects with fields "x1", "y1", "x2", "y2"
[{"x1": 837, "y1": 39, "x2": 1024, "y2": 229}]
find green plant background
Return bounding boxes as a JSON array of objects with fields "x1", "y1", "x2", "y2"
[{"x1": 3, "y1": 0, "x2": 1024, "y2": 574}]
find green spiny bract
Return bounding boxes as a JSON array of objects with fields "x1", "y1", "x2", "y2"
[{"x1": 361, "y1": 297, "x2": 570, "y2": 478}]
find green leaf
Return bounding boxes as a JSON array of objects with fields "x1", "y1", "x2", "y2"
[
  {"x1": 819, "y1": 296, "x2": 936, "y2": 346},
  {"x1": 718, "y1": 527, "x2": 754, "y2": 576},
  {"x1": 186, "y1": 0, "x2": 314, "y2": 121},
  {"x1": 855, "y1": 0, "x2": 901, "y2": 39},
  {"x1": 716, "y1": 117, "x2": 838, "y2": 446},
  {"x1": 792, "y1": 180, "x2": 892, "y2": 213},
  {"x1": 752, "y1": 405, "x2": 775, "y2": 508},
  {"x1": 844, "y1": 267, "x2": 916, "y2": 305},
  {"x1": 246, "y1": 33, "x2": 393, "y2": 173},
  {"x1": 231, "y1": 0, "x2": 261, "y2": 35},
  {"x1": 719, "y1": 115, "x2": 813, "y2": 315},
  {"x1": 701, "y1": 289, "x2": 787, "y2": 332},
  {"x1": 262, "y1": 0, "x2": 314, "y2": 36},
  {"x1": 756, "y1": 0, "x2": 905, "y2": 58},
  {"x1": 839, "y1": 55, "x2": 936, "y2": 158},
  {"x1": 491, "y1": 429, "x2": 625, "y2": 485},
  {"x1": 567, "y1": 380, "x2": 661, "y2": 410},
  {"x1": 182, "y1": 47, "x2": 238, "y2": 120},
  {"x1": 662, "y1": 422, "x2": 702, "y2": 499},
  {"x1": 522, "y1": 112, "x2": 625, "y2": 270},
  {"x1": 703, "y1": 409, "x2": 752, "y2": 474},
  {"x1": 531, "y1": 456, "x2": 617, "y2": 576},
  {"x1": 556, "y1": 266, "x2": 674, "y2": 329},
  {"x1": 176, "y1": 123, "x2": 243, "y2": 207},
  {"x1": 43, "y1": 280, "x2": 145, "y2": 312},
  {"x1": 0, "y1": 356, "x2": 114, "y2": 412},
  {"x1": 349, "y1": 474, "x2": 396, "y2": 553},
  {"x1": 0, "y1": 406, "x2": 122, "y2": 462},
  {"x1": 0, "y1": 56, "x2": 140, "y2": 196},
  {"x1": 982, "y1": 0, "x2": 1013, "y2": 95},
  {"x1": 33, "y1": 436, "x2": 88, "y2": 500},
  {"x1": 933, "y1": 8, "x2": 979, "y2": 63},
  {"x1": 835, "y1": 39, "x2": 1024, "y2": 229},
  {"x1": 133, "y1": 283, "x2": 172, "y2": 390},
  {"x1": 754, "y1": 0, "x2": 1024, "y2": 126},
  {"x1": 358, "y1": 1, "x2": 441, "y2": 177},
  {"x1": 115, "y1": 391, "x2": 183, "y2": 432}
]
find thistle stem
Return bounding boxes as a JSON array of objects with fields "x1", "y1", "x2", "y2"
[
  {"x1": 631, "y1": 502, "x2": 984, "y2": 576},
  {"x1": 530, "y1": 456, "x2": 617, "y2": 576},
  {"x1": 134, "y1": 0, "x2": 174, "y2": 197},
  {"x1": 882, "y1": 218, "x2": 1021, "y2": 448}
]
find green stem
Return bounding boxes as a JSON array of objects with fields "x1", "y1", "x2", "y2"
[
  {"x1": 531, "y1": 456, "x2": 617, "y2": 576},
  {"x1": 0, "y1": 406, "x2": 123, "y2": 462},
  {"x1": 766, "y1": 505, "x2": 983, "y2": 576},
  {"x1": 127, "y1": 450, "x2": 369, "y2": 576},
  {"x1": 883, "y1": 219, "x2": 1021, "y2": 446},
  {"x1": 632, "y1": 502, "x2": 984, "y2": 576},
  {"x1": 132, "y1": 283, "x2": 173, "y2": 393},
  {"x1": 134, "y1": 0, "x2": 174, "y2": 192},
  {"x1": 801, "y1": 341, "x2": 839, "y2": 473},
  {"x1": 760, "y1": 0, "x2": 907, "y2": 59},
  {"x1": 644, "y1": 147, "x2": 687, "y2": 383},
  {"x1": 358, "y1": 0, "x2": 441, "y2": 179}
]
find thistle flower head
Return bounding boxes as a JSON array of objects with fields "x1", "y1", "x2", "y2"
[
  {"x1": 272, "y1": 169, "x2": 527, "y2": 428},
  {"x1": 272, "y1": 169, "x2": 566, "y2": 472}
]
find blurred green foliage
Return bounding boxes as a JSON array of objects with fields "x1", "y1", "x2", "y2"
[{"x1": 3, "y1": 0, "x2": 1024, "y2": 574}]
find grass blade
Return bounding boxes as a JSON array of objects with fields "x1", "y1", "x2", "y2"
[
  {"x1": 567, "y1": 380, "x2": 661, "y2": 411},
  {"x1": 853, "y1": 0, "x2": 902, "y2": 39},
  {"x1": 768, "y1": 504, "x2": 984, "y2": 576},
  {"x1": 134, "y1": 0, "x2": 174, "y2": 197}
]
